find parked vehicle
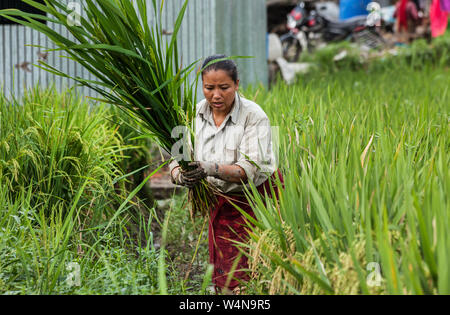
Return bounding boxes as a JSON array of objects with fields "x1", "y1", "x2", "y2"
[
  {"x1": 279, "y1": 2, "x2": 309, "y2": 62},
  {"x1": 280, "y1": 1, "x2": 386, "y2": 61}
]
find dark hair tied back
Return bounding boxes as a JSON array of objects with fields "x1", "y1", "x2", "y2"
[{"x1": 201, "y1": 54, "x2": 238, "y2": 84}]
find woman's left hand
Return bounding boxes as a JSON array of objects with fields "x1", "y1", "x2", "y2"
[{"x1": 187, "y1": 161, "x2": 219, "y2": 177}]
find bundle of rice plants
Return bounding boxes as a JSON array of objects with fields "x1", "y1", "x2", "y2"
[{"x1": 0, "y1": 0, "x2": 216, "y2": 216}]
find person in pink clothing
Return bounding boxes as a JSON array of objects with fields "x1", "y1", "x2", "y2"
[
  {"x1": 395, "y1": 0, "x2": 420, "y2": 32},
  {"x1": 430, "y1": 0, "x2": 449, "y2": 37}
]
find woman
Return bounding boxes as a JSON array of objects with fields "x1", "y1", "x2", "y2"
[
  {"x1": 169, "y1": 55, "x2": 283, "y2": 294},
  {"x1": 394, "y1": 0, "x2": 420, "y2": 40}
]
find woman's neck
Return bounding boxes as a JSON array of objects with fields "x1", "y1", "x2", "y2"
[
  {"x1": 211, "y1": 99, "x2": 235, "y2": 119},
  {"x1": 211, "y1": 99, "x2": 236, "y2": 128}
]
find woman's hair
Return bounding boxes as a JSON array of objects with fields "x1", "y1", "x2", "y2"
[{"x1": 201, "y1": 54, "x2": 238, "y2": 83}]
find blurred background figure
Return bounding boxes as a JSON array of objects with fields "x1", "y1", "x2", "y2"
[
  {"x1": 394, "y1": 0, "x2": 421, "y2": 42},
  {"x1": 441, "y1": 0, "x2": 450, "y2": 11},
  {"x1": 430, "y1": 0, "x2": 449, "y2": 37}
]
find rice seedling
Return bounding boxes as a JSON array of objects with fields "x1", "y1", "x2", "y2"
[{"x1": 0, "y1": 0, "x2": 216, "y2": 217}]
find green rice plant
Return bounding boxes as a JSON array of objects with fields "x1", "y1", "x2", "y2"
[
  {"x1": 0, "y1": 86, "x2": 200, "y2": 295},
  {"x1": 0, "y1": 87, "x2": 195, "y2": 294},
  {"x1": 0, "y1": 0, "x2": 216, "y2": 217},
  {"x1": 0, "y1": 180, "x2": 89, "y2": 294},
  {"x1": 109, "y1": 105, "x2": 158, "y2": 220},
  {"x1": 0, "y1": 85, "x2": 127, "y2": 222},
  {"x1": 400, "y1": 35, "x2": 450, "y2": 68},
  {"x1": 298, "y1": 33, "x2": 450, "y2": 78},
  {"x1": 239, "y1": 61, "x2": 449, "y2": 295},
  {"x1": 0, "y1": 180, "x2": 181, "y2": 295},
  {"x1": 299, "y1": 41, "x2": 365, "y2": 74}
]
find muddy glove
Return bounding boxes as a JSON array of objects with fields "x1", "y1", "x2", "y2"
[
  {"x1": 171, "y1": 164, "x2": 207, "y2": 188},
  {"x1": 187, "y1": 161, "x2": 220, "y2": 178}
]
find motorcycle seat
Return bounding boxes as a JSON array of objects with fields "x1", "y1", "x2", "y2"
[{"x1": 326, "y1": 15, "x2": 367, "y2": 30}]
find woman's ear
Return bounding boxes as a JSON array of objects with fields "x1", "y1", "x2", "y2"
[{"x1": 235, "y1": 79, "x2": 240, "y2": 91}]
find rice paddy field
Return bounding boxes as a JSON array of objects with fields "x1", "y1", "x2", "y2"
[
  {"x1": 244, "y1": 47, "x2": 450, "y2": 295},
  {"x1": 0, "y1": 38, "x2": 449, "y2": 295}
]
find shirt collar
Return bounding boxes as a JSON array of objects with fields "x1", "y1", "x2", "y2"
[{"x1": 230, "y1": 93, "x2": 241, "y2": 124}]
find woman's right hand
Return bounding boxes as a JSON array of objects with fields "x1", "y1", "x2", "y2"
[{"x1": 171, "y1": 165, "x2": 207, "y2": 188}]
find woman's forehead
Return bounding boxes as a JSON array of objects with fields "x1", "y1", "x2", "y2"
[{"x1": 202, "y1": 69, "x2": 235, "y2": 84}]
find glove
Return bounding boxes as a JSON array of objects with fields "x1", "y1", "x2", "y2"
[
  {"x1": 187, "y1": 161, "x2": 220, "y2": 177},
  {"x1": 171, "y1": 164, "x2": 207, "y2": 188}
]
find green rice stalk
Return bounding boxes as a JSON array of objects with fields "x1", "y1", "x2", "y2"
[{"x1": 0, "y1": 0, "x2": 217, "y2": 216}]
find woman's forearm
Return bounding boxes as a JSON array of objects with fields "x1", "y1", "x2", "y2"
[
  {"x1": 186, "y1": 161, "x2": 248, "y2": 184},
  {"x1": 216, "y1": 164, "x2": 248, "y2": 183}
]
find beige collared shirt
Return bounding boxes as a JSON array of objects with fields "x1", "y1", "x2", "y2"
[{"x1": 169, "y1": 93, "x2": 277, "y2": 193}]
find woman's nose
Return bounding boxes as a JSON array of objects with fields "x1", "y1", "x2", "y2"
[{"x1": 212, "y1": 90, "x2": 222, "y2": 99}]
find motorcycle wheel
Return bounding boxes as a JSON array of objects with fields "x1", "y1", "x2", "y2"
[{"x1": 281, "y1": 37, "x2": 302, "y2": 62}]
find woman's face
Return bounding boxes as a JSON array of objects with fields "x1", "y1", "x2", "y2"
[{"x1": 202, "y1": 69, "x2": 239, "y2": 115}]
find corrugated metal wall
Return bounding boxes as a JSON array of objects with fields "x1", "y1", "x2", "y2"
[
  {"x1": 215, "y1": 0, "x2": 268, "y2": 88},
  {"x1": 0, "y1": 0, "x2": 267, "y2": 100}
]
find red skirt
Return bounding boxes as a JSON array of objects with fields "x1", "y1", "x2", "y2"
[{"x1": 208, "y1": 169, "x2": 284, "y2": 292}]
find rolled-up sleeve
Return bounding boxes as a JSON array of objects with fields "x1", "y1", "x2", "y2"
[
  {"x1": 235, "y1": 116, "x2": 276, "y2": 184},
  {"x1": 168, "y1": 160, "x2": 180, "y2": 184}
]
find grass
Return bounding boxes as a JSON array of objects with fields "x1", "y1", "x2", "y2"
[
  {"x1": 0, "y1": 183, "x2": 181, "y2": 294},
  {"x1": 162, "y1": 194, "x2": 212, "y2": 293}
]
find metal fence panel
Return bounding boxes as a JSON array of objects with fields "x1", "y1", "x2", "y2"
[
  {"x1": 0, "y1": 0, "x2": 267, "y2": 100},
  {"x1": 214, "y1": 0, "x2": 268, "y2": 88}
]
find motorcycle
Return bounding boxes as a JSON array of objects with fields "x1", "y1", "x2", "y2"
[
  {"x1": 280, "y1": 1, "x2": 386, "y2": 62},
  {"x1": 279, "y1": 2, "x2": 309, "y2": 62}
]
